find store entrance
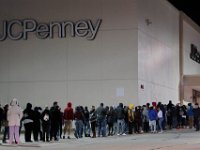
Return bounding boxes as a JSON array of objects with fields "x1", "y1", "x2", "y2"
[{"x1": 183, "y1": 75, "x2": 200, "y2": 104}]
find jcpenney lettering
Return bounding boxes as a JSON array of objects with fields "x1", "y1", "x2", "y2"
[{"x1": 0, "y1": 19, "x2": 102, "y2": 41}]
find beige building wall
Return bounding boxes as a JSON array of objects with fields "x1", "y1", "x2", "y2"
[
  {"x1": 183, "y1": 20, "x2": 200, "y2": 75},
  {"x1": 137, "y1": 0, "x2": 180, "y2": 105},
  {"x1": 181, "y1": 14, "x2": 200, "y2": 104},
  {"x1": 0, "y1": 0, "x2": 138, "y2": 109}
]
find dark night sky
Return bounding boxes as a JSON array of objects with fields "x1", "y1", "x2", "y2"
[{"x1": 168, "y1": 0, "x2": 200, "y2": 26}]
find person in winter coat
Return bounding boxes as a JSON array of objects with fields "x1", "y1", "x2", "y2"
[
  {"x1": 41, "y1": 106, "x2": 51, "y2": 142},
  {"x1": 96, "y1": 103, "x2": 107, "y2": 137},
  {"x1": 59, "y1": 108, "x2": 64, "y2": 139},
  {"x1": 193, "y1": 103, "x2": 200, "y2": 131},
  {"x1": 22, "y1": 102, "x2": 34, "y2": 142},
  {"x1": 74, "y1": 106, "x2": 84, "y2": 138},
  {"x1": 157, "y1": 106, "x2": 164, "y2": 133},
  {"x1": 127, "y1": 104, "x2": 134, "y2": 134},
  {"x1": 50, "y1": 102, "x2": 61, "y2": 141},
  {"x1": 33, "y1": 107, "x2": 41, "y2": 142},
  {"x1": 63, "y1": 102, "x2": 74, "y2": 139},
  {"x1": 89, "y1": 106, "x2": 97, "y2": 138},
  {"x1": 187, "y1": 103, "x2": 193, "y2": 129},
  {"x1": 142, "y1": 105, "x2": 149, "y2": 133},
  {"x1": 116, "y1": 103, "x2": 125, "y2": 135},
  {"x1": 134, "y1": 106, "x2": 142, "y2": 134},
  {"x1": 107, "y1": 106, "x2": 115, "y2": 136},
  {"x1": 7, "y1": 98, "x2": 23, "y2": 144},
  {"x1": 84, "y1": 106, "x2": 90, "y2": 137},
  {"x1": 2, "y1": 104, "x2": 9, "y2": 143},
  {"x1": 148, "y1": 106, "x2": 157, "y2": 133}
]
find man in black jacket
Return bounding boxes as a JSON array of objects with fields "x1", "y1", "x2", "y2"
[
  {"x1": 41, "y1": 106, "x2": 51, "y2": 142},
  {"x1": 50, "y1": 101, "x2": 61, "y2": 141},
  {"x1": 116, "y1": 103, "x2": 126, "y2": 135},
  {"x1": 193, "y1": 103, "x2": 200, "y2": 131},
  {"x1": 23, "y1": 103, "x2": 34, "y2": 142}
]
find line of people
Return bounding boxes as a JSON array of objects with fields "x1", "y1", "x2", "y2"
[{"x1": 0, "y1": 99, "x2": 200, "y2": 144}]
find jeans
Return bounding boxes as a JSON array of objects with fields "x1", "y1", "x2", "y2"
[
  {"x1": 158, "y1": 118, "x2": 164, "y2": 131},
  {"x1": 172, "y1": 117, "x2": 177, "y2": 128},
  {"x1": 3, "y1": 126, "x2": 9, "y2": 142},
  {"x1": 149, "y1": 120, "x2": 156, "y2": 132},
  {"x1": 112, "y1": 122, "x2": 117, "y2": 135},
  {"x1": 97, "y1": 119, "x2": 106, "y2": 137},
  {"x1": 84, "y1": 121, "x2": 91, "y2": 136},
  {"x1": 75, "y1": 120, "x2": 83, "y2": 138},
  {"x1": 117, "y1": 119, "x2": 125, "y2": 134}
]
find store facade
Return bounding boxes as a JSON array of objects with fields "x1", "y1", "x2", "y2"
[{"x1": 0, "y1": 0, "x2": 199, "y2": 109}]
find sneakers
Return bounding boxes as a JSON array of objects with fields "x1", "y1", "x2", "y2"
[
  {"x1": 117, "y1": 133, "x2": 126, "y2": 136},
  {"x1": 159, "y1": 131, "x2": 163, "y2": 134},
  {"x1": 74, "y1": 132, "x2": 78, "y2": 139},
  {"x1": 2, "y1": 140, "x2": 7, "y2": 143}
]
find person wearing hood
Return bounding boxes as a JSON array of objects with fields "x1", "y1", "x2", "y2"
[
  {"x1": 127, "y1": 104, "x2": 134, "y2": 134},
  {"x1": 41, "y1": 106, "x2": 51, "y2": 142},
  {"x1": 63, "y1": 102, "x2": 74, "y2": 139},
  {"x1": 22, "y1": 102, "x2": 34, "y2": 142},
  {"x1": 7, "y1": 98, "x2": 23, "y2": 144}
]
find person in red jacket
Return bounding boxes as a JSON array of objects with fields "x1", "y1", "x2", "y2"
[{"x1": 63, "y1": 102, "x2": 74, "y2": 139}]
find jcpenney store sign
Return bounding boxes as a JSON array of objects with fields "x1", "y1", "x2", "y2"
[{"x1": 0, "y1": 19, "x2": 102, "y2": 41}]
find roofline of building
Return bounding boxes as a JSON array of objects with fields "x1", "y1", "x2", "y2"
[{"x1": 181, "y1": 11, "x2": 200, "y2": 34}]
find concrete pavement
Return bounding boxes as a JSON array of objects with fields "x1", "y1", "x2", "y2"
[{"x1": 1, "y1": 129, "x2": 200, "y2": 150}]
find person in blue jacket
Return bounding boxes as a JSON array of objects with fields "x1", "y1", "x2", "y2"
[{"x1": 148, "y1": 106, "x2": 157, "y2": 133}]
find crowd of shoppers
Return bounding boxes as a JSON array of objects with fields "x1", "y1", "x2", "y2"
[{"x1": 0, "y1": 99, "x2": 200, "y2": 145}]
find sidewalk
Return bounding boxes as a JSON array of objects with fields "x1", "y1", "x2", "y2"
[{"x1": 0, "y1": 129, "x2": 200, "y2": 150}]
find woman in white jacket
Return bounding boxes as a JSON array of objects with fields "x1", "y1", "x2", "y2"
[{"x1": 7, "y1": 98, "x2": 23, "y2": 144}]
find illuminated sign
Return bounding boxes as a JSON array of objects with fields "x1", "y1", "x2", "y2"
[{"x1": 0, "y1": 19, "x2": 102, "y2": 41}]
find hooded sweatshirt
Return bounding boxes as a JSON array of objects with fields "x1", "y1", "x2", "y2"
[
  {"x1": 7, "y1": 98, "x2": 23, "y2": 126},
  {"x1": 64, "y1": 102, "x2": 74, "y2": 120}
]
